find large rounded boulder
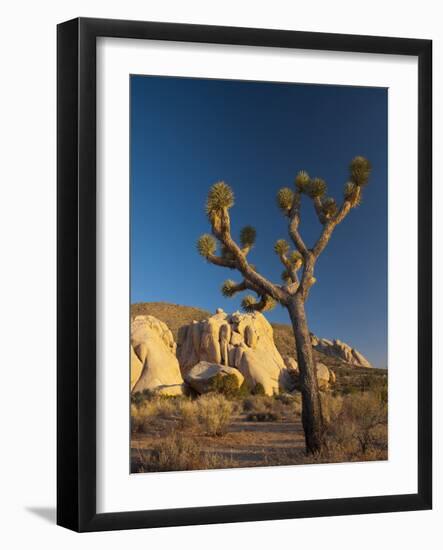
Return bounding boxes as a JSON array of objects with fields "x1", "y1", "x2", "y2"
[
  {"x1": 131, "y1": 315, "x2": 185, "y2": 396},
  {"x1": 185, "y1": 361, "x2": 244, "y2": 394}
]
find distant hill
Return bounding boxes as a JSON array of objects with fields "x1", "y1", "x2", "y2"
[{"x1": 131, "y1": 302, "x2": 211, "y2": 341}]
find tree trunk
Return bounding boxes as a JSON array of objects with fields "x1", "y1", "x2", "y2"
[{"x1": 287, "y1": 295, "x2": 325, "y2": 454}]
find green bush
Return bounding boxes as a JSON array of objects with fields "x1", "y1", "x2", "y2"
[
  {"x1": 251, "y1": 382, "x2": 266, "y2": 396},
  {"x1": 210, "y1": 373, "x2": 241, "y2": 399}
]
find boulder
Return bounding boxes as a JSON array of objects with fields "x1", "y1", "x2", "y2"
[
  {"x1": 316, "y1": 362, "x2": 332, "y2": 390},
  {"x1": 130, "y1": 346, "x2": 143, "y2": 390},
  {"x1": 185, "y1": 361, "x2": 244, "y2": 394},
  {"x1": 178, "y1": 309, "x2": 291, "y2": 395},
  {"x1": 131, "y1": 315, "x2": 185, "y2": 395},
  {"x1": 312, "y1": 336, "x2": 373, "y2": 368},
  {"x1": 283, "y1": 356, "x2": 299, "y2": 373},
  {"x1": 284, "y1": 359, "x2": 334, "y2": 391}
]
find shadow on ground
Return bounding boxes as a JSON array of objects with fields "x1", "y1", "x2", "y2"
[{"x1": 26, "y1": 507, "x2": 56, "y2": 524}]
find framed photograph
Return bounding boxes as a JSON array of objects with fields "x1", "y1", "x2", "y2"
[{"x1": 57, "y1": 17, "x2": 432, "y2": 532}]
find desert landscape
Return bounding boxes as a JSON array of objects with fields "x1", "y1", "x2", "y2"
[
  {"x1": 129, "y1": 78, "x2": 388, "y2": 474},
  {"x1": 130, "y1": 303, "x2": 388, "y2": 473}
]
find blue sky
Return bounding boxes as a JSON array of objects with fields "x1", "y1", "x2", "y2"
[{"x1": 130, "y1": 75, "x2": 387, "y2": 368}]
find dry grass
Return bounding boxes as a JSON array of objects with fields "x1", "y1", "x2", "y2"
[
  {"x1": 242, "y1": 393, "x2": 302, "y2": 421},
  {"x1": 131, "y1": 392, "x2": 235, "y2": 437},
  {"x1": 131, "y1": 397, "x2": 180, "y2": 433},
  {"x1": 196, "y1": 394, "x2": 233, "y2": 436},
  {"x1": 133, "y1": 431, "x2": 235, "y2": 472}
]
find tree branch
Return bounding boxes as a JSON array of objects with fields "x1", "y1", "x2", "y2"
[
  {"x1": 206, "y1": 253, "x2": 237, "y2": 269},
  {"x1": 288, "y1": 192, "x2": 309, "y2": 257},
  {"x1": 312, "y1": 199, "x2": 353, "y2": 258},
  {"x1": 213, "y1": 207, "x2": 287, "y2": 303},
  {"x1": 312, "y1": 196, "x2": 326, "y2": 225}
]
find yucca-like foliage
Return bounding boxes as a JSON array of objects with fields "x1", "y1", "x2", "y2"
[
  {"x1": 221, "y1": 279, "x2": 238, "y2": 297},
  {"x1": 274, "y1": 239, "x2": 290, "y2": 256},
  {"x1": 240, "y1": 225, "x2": 257, "y2": 248},
  {"x1": 276, "y1": 187, "x2": 294, "y2": 215},
  {"x1": 295, "y1": 170, "x2": 310, "y2": 192},
  {"x1": 289, "y1": 250, "x2": 303, "y2": 266},
  {"x1": 262, "y1": 295, "x2": 277, "y2": 311},
  {"x1": 197, "y1": 234, "x2": 216, "y2": 257},
  {"x1": 349, "y1": 156, "x2": 371, "y2": 186},
  {"x1": 205, "y1": 181, "x2": 234, "y2": 215},
  {"x1": 321, "y1": 197, "x2": 338, "y2": 217},
  {"x1": 241, "y1": 294, "x2": 276, "y2": 312},
  {"x1": 306, "y1": 177, "x2": 327, "y2": 199},
  {"x1": 241, "y1": 295, "x2": 257, "y2": 312}
]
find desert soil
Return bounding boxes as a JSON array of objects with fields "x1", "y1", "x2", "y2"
[{"x1": 131, "y1": 414, "x2": 315, "y2": 471}]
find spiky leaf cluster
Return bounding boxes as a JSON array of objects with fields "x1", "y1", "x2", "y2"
[
  {"x1": 241, "y1": 295, "x2": 257, "y2": 312},
  {"x1": 349, "y1": 156, "x2": 371, "y2": 186},
  {"x1": 321, "y1": 197, "x2": 338, "y2": 217},
  {"x1": 277, "y1": 187, "x2": 294, "y2": 215},
  {"x1": 240, "y1": 225, "x2": 257, "y2": 248},
  {"x1": 221, "y1": 279, "x2": 238, "y2": 297},
  {"x1": 295, "y1": 170, "x2": 310, "y2": 192},
  {"x1": 274, "y1": 239, "x2": 290, "y2": 256},
  {"x1": 205, "y1": 181, "x2": 234, "y2": 215},
  {"x1": 262, "y1": 295, "x2": 277, "y2": 311},
  {"x1": 289, "y1": 250, "x2": 303, "y2": 266},
  {"x1": 306, "y1": 177, "x2": 327, "y2": 199},
  {"x1": 197, "y1": 234, "x2": 216, "y2": 257},
  {"x1": 241, "y1": 294, "x2": 276, "y2": 313}
]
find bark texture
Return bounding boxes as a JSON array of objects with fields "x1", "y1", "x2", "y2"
[{"x1": 288, "y1": 296, "x2": 325, "y2": 454}]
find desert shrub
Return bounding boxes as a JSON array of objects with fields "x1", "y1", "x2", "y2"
[
  {"x1": 144, "y1": 432, "x2": 202, "y2": 471},
  {"x1": 130, "y1": 402, "x2": 158, "y2": 433},
  {"x1": 242, "y1": 394, "x2": 274, "y2": 413},
  {"x1": 242, "y1": 393, "x2": 299, "y2": 421},
  {"x1": 197, "y1": 394, "x2": 233, "y2": 436},
  {"x1": 251, "y1": 382, "x2": 266, "y2": 396},
  {"x1": 275, "y1": 391, "x2": 303, "y2": 416},
  {"x1": 132, "y1": 432, "x2": 236, "y2": 473},
  {"x1": 321, "y1": 391, "x2": 387, "y2": 459},
  {"x1": 210, "y1": 373, "x2": 241, "y2": 399},
  {"x1": 342, "y1": 392, "x2": 387, "y2": 454},
  {"x1": 131, "y1": 388, "x2": 156, "y2": 407},
  {"x1": 130, "y1": 396, "x2": 180, "y2": 434},
  {"x1": 209, "y1": 373, "x2": 252, "y2": 400},
  {"x1": 246, "y1": 411, "x2": 280, "y2": 422},
  {"x1": 178, "y1": 399, "x2": 199, "y2": 430},
  {"x1": 237, "y1": 380, "x2": 252, "y2": 398}
]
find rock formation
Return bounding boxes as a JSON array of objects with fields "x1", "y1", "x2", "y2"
[
  {"x1": 311, "y1": 335, "x2": 373, "y2": 368},
  {"x1": 178, "y1": 309, "x2": 292, "y2": 395},
  {"x1": 283, "y1": 356, "x2": 335, "y2": 390},
  {"x1": 185, "y1": 361, "x2": 244, "y2": 394},
  {"x1": 131, "y1": 315, "x2": 185, "y2": 395}
]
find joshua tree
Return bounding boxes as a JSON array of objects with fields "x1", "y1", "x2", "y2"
[{"x1": 197, "y1": 157, "x2": 371, "y2": 454}]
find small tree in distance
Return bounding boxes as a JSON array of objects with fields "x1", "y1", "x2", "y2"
[{"x1": 197, "y1": 157, "x2": 372, "y2": 454}]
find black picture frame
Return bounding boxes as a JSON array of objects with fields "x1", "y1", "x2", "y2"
[{"x1": 57, "y1": 17, "x2": 432, "y2": 532}]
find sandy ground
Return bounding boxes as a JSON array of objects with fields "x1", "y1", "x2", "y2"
[{"x1": 131, "y1": 414, "x2": 314, "y2": 471}]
